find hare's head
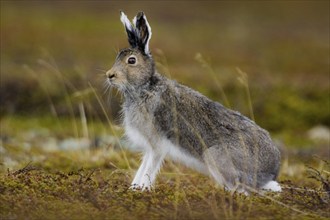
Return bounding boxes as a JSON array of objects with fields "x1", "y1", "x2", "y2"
[{"x1": 106, "y1": 11, "x2": 154, "y2": 91}]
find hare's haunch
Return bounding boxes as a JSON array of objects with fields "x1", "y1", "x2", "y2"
[{"x1": 106, "y1": 11, "x2": 281, "y2": 194}]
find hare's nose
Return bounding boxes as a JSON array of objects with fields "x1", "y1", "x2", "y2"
[
  {"x1": 106, "y1": 70, "x2": 116, "y2": 79},
  {"x1": 108, "y1": 74, "x2": 115, "y2": 79}
]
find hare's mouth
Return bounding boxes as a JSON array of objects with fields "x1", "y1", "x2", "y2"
[
  {"x1": 107, "y1": 78, "x2": 117, "y2": 86},
  {"x1": 107, "y1": 78, "x2": 124, "y2": 90}
]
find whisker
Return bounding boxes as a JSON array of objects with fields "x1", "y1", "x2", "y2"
[
  {"x1": 96, "y1": 68, "x2": 107, "y2": 73},
  {"x1": 113, "y1": 46, "x2": 119, "y2": 54},
  {"x1": 103, "y1": 83, "x2": 109, "y2": 95}
]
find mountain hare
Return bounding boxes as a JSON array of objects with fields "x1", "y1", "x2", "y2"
[{"x1": 106, "y1": 11, "x2": 281, "y2": 194}]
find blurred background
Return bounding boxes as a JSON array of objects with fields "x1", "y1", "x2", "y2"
[{"x1": 1, "y1": 1, "x2": 329, "y2": 160}]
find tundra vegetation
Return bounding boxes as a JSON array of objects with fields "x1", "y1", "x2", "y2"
[{"x1": 1, "y1": 2, "x2": 329, "y2": 219}]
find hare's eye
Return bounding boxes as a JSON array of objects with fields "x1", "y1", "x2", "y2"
[{"x1": 127, "y1": 56, "x2": 136, "y2": 65}]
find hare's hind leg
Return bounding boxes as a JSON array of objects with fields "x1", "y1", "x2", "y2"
[
  {"x1": 131, "y1": 150, "x2": 165, "y2": 190},
  {"x1": 203, "y1": 146, "x2": 245, "y2": 193}
]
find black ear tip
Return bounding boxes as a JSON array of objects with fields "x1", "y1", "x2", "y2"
[{"x1": 137, "y1": 11, "x2": 145, "y2": 18}]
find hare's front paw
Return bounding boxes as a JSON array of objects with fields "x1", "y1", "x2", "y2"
[{"x1": 129, "y1": 183, "x2": 152, "y2": 191}]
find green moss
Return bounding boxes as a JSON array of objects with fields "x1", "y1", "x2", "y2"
[
  {"x1": 1, "y1": 152, "x2": 329, "y2": 220},
  {"x1": 1, "y1": 115, "x2": 329, "y2": 219},
  {"x1": 257, "y1": 86, "x2": 330, "y2": 132}
]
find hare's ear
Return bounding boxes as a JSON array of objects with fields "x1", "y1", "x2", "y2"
[
  {"x1": 133, "y1": 12, "x2": 152, "y2": 55},
  {"x1": 120, "y1": 11, "x2": 138, "y2": 48}
]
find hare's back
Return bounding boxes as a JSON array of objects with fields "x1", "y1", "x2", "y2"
[{"x1": 154, "y1": 81, "x2": 278, "y2": 160}]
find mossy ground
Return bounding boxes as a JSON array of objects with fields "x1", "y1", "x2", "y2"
[
  {"x1": 1, "y1": 149, "x2": 329, "y2": 220},
  {"x1": 1, "y1": 117, "x2": 329, "y2": 220}
]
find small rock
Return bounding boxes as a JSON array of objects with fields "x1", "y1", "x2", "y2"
[
  {"x1": 96, "y1": 135, "x2": 119, "y2": 148},
  {"x1": 22, "y1": 128, "x2": 50, "y2": 141},
  {"x1": 43, "y1": 137, "x2": 58, "y2": 152},
  {"x1": 307, "y1": 125, "x2": 330, "y2": 143},
  {"x1": 0, "y1": 146, "x2": 6, "y2": 155},
  {"x1": 3, "y1": 157, "x2": 18, "y2": 168},
  {"x1": 59, "y1": 138, "x2": 91, "y2": 151}
]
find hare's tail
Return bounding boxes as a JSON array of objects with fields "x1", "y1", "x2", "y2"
[{"x1": 261, "y1": 180, "x2": 282, "y2": 192}]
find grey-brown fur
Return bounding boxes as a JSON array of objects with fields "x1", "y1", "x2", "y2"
[{"x1": 106, "y1": 11, "x2": 281, "y2": 192}]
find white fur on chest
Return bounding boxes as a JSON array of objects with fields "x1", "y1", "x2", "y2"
[{"x1": 124, "y1": 124, "x2": 151, "y2": 151}]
